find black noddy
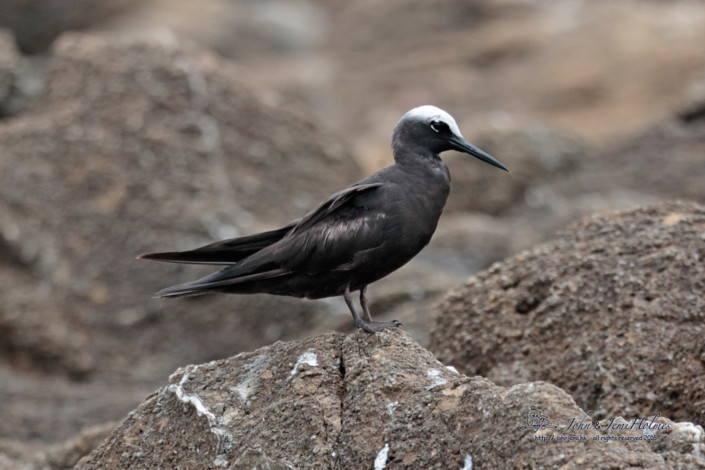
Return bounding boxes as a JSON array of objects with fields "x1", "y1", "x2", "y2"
[{"x1": 138, "y1": 105, "x2": 508, "y2": 333}]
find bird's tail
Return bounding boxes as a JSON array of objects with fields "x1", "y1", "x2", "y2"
[
  {"x1": 139, "y1": 225, "x2": 294, "y2": 298},
  {"x1": 152, "y1": 281, "x2": 213, "y2": 299},
  {"x1": 137, "y1": 224, "x2": 294, "y2": 265},
  {"x1": 151, "y1": 267, "x2": 289, "y2": 298}
]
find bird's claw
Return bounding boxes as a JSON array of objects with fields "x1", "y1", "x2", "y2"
[{"x1": 355, "y1": 319, "x2": 403, "y2": 334}]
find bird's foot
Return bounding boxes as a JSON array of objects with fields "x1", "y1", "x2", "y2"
[{"x1": 355, "y1": 319, "x2": 403, "y2": 334}]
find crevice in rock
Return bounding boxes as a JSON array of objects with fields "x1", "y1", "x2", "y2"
[
  {"x1": 338, "y1": 351, "x2": 346, "y2": 379},
  {"x1": 332, "y1": 337, "x2": 346, "y2": 470}
]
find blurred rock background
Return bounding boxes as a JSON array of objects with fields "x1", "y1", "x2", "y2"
[{"x1": 0, "y1": 0, "x2": 704, "y2": 467}]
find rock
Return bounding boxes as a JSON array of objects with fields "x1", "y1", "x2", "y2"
[
  {"x1": 0, "y1": 32, "x2": 360, "y2": 442},
  {"x1": 430, "y1": 201, "x2": 705, "y2": 427},
  {"x1": 77, "y1": 330, "x2": 704, "y2": 469},
  {"x1": 562, "y1": 105, "x2": 705, "y2": 207},
  {"x1": 0, "y1": 0, "x2": 141, "y2": 53}
]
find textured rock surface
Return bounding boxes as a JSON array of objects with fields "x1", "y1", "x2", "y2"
[
  {"x1": 430, "y1": 201, "x2": 705, "y2": 427},
  {"x1": 77, "y1": 330, "x2": 704, "y2": 469}
]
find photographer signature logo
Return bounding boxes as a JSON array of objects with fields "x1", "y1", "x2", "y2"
[
  {"x1": 519, "y1": 408, "x2": 671, "y2": 443},
  {"x1": 519, "y1": 408, "x2": 558, "y2": 431}
]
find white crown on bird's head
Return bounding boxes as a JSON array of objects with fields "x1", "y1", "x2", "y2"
[{"x1": 399, "y1": 105, "x2": 463, "y2": 138}]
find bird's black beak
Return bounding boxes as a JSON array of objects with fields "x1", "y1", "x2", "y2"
[{"x1": 447, "y1": 135, "x2": 509, "y2": 172}]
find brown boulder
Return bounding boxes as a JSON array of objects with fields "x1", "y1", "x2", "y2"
[
  {"x1": 77, "y1": 330, "x2": 704, "y2": 469},
  {"x1": 430, "y1": 201, "x2": 705, "y2": 427}
]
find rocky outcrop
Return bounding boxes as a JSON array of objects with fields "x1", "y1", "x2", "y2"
[
  {"x1": 77, "y1": 330, "x2": 704, "y2": 469},
  {"x1": 430, "y1": 201, "x2": 705, "y2": 428}
]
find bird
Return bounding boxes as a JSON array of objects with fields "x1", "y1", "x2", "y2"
[{"x1": 138, "y1": 105, "x2": 508, "y2": 333}]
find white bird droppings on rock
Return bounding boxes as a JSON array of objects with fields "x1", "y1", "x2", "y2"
[
  {"x1": 671, "y1": 422, "x2": 705, "y2": 458},
  {"x1": 233, "y1": 353, "x2": 271, "y2": 402},
  {"x1": 168, "y1": 370, "x2": 232, "y2": 467},
  {"x1": 290, "y1": 350, "x2": 319, "y2": 376},
  {"x1": 461, "y1": 454, "x2": 473, "y2": 470},
  {"x1": 426, "y1": 369, "x2": 448, "y2": 390},
  {"x1": 170, "y1": 372, "x2": 217, "y2": 424},
  {"x1": 374, "y1": 443, "x2": 389, "y2": 470},
  {"x1": 386, "y1": 401, "x2": 399, "y2": 416}
]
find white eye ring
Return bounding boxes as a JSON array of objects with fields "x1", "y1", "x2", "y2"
[{"x1": 430, "y1": 122, "x2": 440, "y2": 133}]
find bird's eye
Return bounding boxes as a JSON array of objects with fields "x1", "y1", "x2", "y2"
[{"x1": 430, "y1": 121, "x2": 450, "y2": 133}]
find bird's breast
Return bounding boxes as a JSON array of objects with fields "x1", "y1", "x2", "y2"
[{"x1": 394, "y1": 174, "x2": 449, "y2": 251}]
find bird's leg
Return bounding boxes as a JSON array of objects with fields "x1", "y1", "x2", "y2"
[
  {"x1": 360, "y1": 285, "x2": 402, "y2": 329},
  {"x1": 360, "y1": 286, "x2": 373, "y2": 322},
  {"x1": 344, "y1": 286, "x2": 402, "y2": 334},
  {"x1": 344, "y1": 286, "x2": 377, "y2": 333}
]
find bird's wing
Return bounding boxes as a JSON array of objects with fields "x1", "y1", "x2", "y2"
[
  {"x1": 289, "y1": 183, "x2": 385, "y2": 234},
  {"x1": 137, "y1": 222, "x2": 297, "y2": 264},
  {"x1": 272, "y1": 182, "x2": 393, "y2": 275}
]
